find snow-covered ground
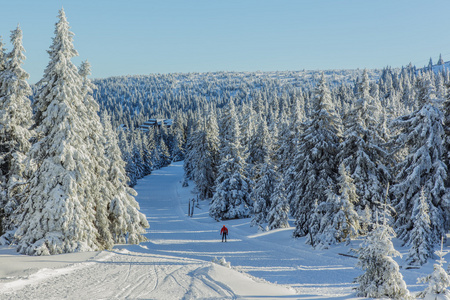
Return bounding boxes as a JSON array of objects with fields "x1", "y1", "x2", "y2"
[{"x1": 0, "y1": 161, "x2": 441, "y2": 299}]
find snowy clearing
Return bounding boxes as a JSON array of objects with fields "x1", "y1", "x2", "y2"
[{"x1": 0, "y1": 161, "x2": 441, "y2": 299}]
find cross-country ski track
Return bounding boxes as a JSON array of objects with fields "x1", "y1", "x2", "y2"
[{"x1": 0, "y1": 161, "x2": 433, "y2": 299}]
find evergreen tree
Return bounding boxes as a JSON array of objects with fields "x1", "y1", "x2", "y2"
[
  {"x1": 288, "y1": 74, "x2": 342, "y2": 237},
  {"x1": 247, "y1": 113, "x2": 271, "y2": 179},
  {"x1": 120, "y1": 132, "x2": 137, "y2": 186},
  {"x1": 338, "y1": 70, "x2": 390, "y2": 221},
  {"x1": 438, "y1": 53, "x2": 445, "y2": 66},
  {"x1": 251, "y1": 160, "x2": 277, "y2": 228},
  {"x1": 266, "y1": 179, "x2": 289, "y2": 230},
  {"x1": 354, "y1": 214, "x2": 411, "y2": 299},
  {"x1": 391, "y1": 72, "x2": 448, "y2": 245},
  {"x1": 310, "y1": 164, "x2": 360, "y2": 248},
  {"x1": 442, "y1": 80, "x2": 450, "y2": 187},
  {"x1": 418, "y1": 238, "x2": 450, "y2": 299},
  {"x1": 406, "y1": 188, "x2": 434, "y2": 266},
  {"x1": 209, "y1": 101, "x2": 252, "y2": 220},
  {"x1": 170, "y1": 116, "x2": 186, "y2": 162},
  {"x1": 11, "y1": 9, "x2": 148, "y2": 255},
  {"x1": 101, "y1": 112, "x2": 149, "y2": 244},
  {"x1": 183, "y1": 123, "x2": 197, "y2": 181},
  {"x1": 78, "y1": 60, "x2": 115, "y2": 250},
  {"x1": 13, "y1": 9, "x2": 103, "y2": 255},
  {"x1": 0, "y1": 26, "x2": 33, "y2": 237},
  {"x1": 188, "y1": 119, "x2": 217, "y2": 200},
  {"x1": 205, "y1": 112, "x2": 220, "y2": 188},
  {"x1": 188, "y1": 112, "x2": 220, "y2": 200}
]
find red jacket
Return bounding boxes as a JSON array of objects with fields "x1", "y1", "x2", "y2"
[{"x1": 220, "y1": 226, "x2": 228, "y2": 234}]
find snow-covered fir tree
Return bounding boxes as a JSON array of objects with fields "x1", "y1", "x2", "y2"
[
  {"x1": 209, "y1": 100, "x2": 252, "y2": 220},
  {"x1": 101, "y1": 112, "x2": 149, "y2": 244},
  {"x1": 186, "y1": 119, "x2": 217, "y2": 200},
  {"x1": 11, "y1": 9, "x2": 148, "y2": 255},
  {"x1": 391, "y1": 71, "x2": 448, "y2": 245},
  {"x1": 418, "y1": 238, "x2": 450, "y2": 300},
  {"x1": 250, "y1": 113, "x2": 277, "y2": 228},
  {"x1": 266, "y1": 178, "x2": 289, "y2": 230},
  {"x1": 276, "y1": 96, "x2": 303, "y2": 177},
  {"x1": 442, "y1": 80, "x2": 450, "y2": 187},
  {"x1": 309, "y1": 164, "x2": 360, "y2": 248},
  {"x1": 185, "y1": 111, "x2": 220, "y2": 200},
  {"x1": 80, "y1": 61, "x2": 148, "y2": 245},
  {"x1": 287, "y1": 74, "x2": 342, "y2": 238},
  {"x1": 247, "y1": 112, "x2": 271, "y2": 180},
  {"x1": 251, "y1": 160, "x2": 277, "y2": 229},
  {"x1": 438, "y1": 53, "x2": 445, "y2": 66},
  {"x1": 338, "y1": 70, "x2": 390, "y2": 222},
  {"x1": 78, "y1": 60, "x2": 115, "y2": 249},
  {"x1": 13, "y1": 9, "x2": 103, "y2": 255},
  {"x1": 406, "y1": 188, "x2": 434, "y2": 266},
  {"x1": 0, "y1": 26, "x2": 33, "y2": 237},
  {"x1": 354, "y1": 210, "x2": 411, "y2": 299}
]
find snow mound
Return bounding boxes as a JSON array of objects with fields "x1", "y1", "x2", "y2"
[{"x1": 212, "y1": 256, "x2": 231, "y2": 268}]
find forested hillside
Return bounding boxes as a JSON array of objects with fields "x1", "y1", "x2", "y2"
[{"x1": 88, "y1": 61, "x2": 450, "y2": 269}]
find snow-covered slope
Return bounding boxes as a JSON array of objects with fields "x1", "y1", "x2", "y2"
[{"x1": 0, "y1": 161, "x2": 440, "y2": 299}]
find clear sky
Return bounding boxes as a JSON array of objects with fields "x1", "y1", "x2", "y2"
[{"x1": 1, "y1": 0, "x2": 450, "y2": 83}]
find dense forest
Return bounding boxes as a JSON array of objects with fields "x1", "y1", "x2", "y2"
[{"x1": 91, "y1": 60, "x2": 450, "y2": 267}]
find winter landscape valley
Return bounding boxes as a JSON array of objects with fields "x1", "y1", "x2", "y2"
[{"x1": 3, "y1": 2, "x2": 450, "y2": 300}]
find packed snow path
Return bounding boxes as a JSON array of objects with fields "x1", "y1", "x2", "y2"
[{"x1": 0, "y1": 162, "x2": 365, "y2": 299}]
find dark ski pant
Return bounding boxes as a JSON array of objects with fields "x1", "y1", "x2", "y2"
[{"x1": 222, "y1": 233, "x2": 227, "y2": 242}]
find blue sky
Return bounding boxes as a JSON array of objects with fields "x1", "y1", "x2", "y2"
[{"x1": 1, "y1": 0, "x2": 450, "y2": 83}]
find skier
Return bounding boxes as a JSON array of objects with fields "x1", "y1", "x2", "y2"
[{"x1": 220, "y1": 225, "x2": 228, "y2": 242}]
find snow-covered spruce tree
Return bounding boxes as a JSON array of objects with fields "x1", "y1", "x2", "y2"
[
  {"x1": 266, "y1": 178, "x2": 289, "y2": 230},
  {"x1": 247, "y1": 113, "x2": 271, "y2": 179},
  {"x1": 78, "y1": 60, "x2": 115, "y2": 249},
  {"x1": 209, "y1": 100, "x2": 252, "y2": 221},
  {"x1": 438, "y1": 53, "x2": 445, "y2": 66},
  {"x1": 120, "y1": 131, "x2": 137, "y2": 186},
  {"x1": 442, "y1": 79, "x2": 450, "y2": 187},
  {"x1": 13, "y1": 9, "x2": 148, "y2": 255},
  {"x1": 170, "y1": 115, "x2": 186, "y2": 162},
  {"x1": 140, "y1": 133, "x2": 153, "y2": 176},
  {"x1": 101, "y1": 112, "x2": 149, "y2": 244},
  {"x1": 276, "y1": 95, "x2": 303, "y2": 177},
  {"x1": 338, "y1": 70, "x2": 390, "y2": 221},
  {"x1": 156, "y1": 134, "x2": 171, "y2": 168},
  {"x1": 80, "y1": 62, "x2": 148, "y2": 245},
  {"x1": 391, "y1": 71, "x2": 448, "y2": 245},
  {"x1": 13, "y1": 9, "x2": 102, "y2": 255},
  {"x1": 418, "y1": 238, "x2": 450, "y2": 300},
  {"x1": 131, "y1": 136, "x2": 145, "y2": 180},
  {"x1": 189, "y1": 120, "x2": 216, "y2": 200},
  {"x1": 309, "y1": 164, "x2": 360, "y2": 249},
  {"x1": 406, "y1": 188, "x2": 434, "y2": 266},
  {"x1": 187, "y1": 111, "x2": 220, "y2": 200},
  {"x1": 250, "y1": 113, "x2": 277, "y2": 228},
  {"x1": 354, "y1": 212, "x2": 411, "y2": 299},
  {"x1": 288, "y1": 74, "x2": 342, "y2": 238},
  {"x1": 251, "y1": 160, "x2": 277, "y2": 229},
  {"x1": 183, "y1": 122, "x2": 197, "y2": 181},
  {"x1": 0, "y1": 26, "x2": 33, "y2": 237}
]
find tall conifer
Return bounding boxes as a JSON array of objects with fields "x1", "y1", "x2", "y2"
[{"x1": 0, "y1": 26, "x2": 33, "y2": 237}]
